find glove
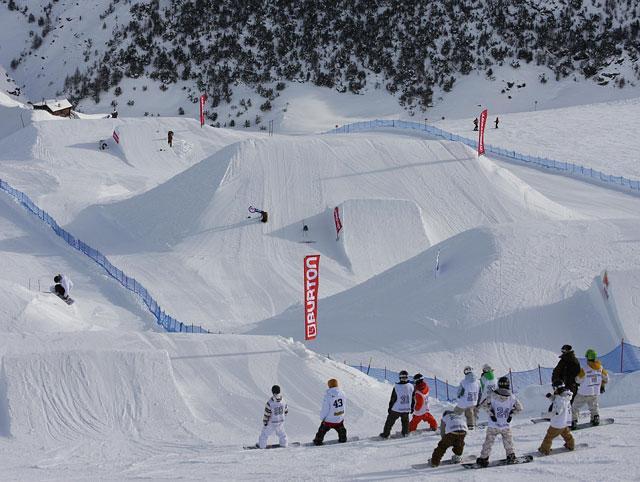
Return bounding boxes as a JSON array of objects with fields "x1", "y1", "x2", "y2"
[
  {"x1": 490, "y1": 414, "x2": 497, "y2": 422},
  {"x1": 548, "y1": 403, "x2": 553, "y2": 413},
  {"x1": 545, "y1": 393, "x2": 552, "y2": 399},
  {"x1": 507, "y1": 411, "x2": 513, "y2": 423},
  {"x1": 600, "y1": 385, "x2": 605, "y2": 394},
  {"x1": 263, "y1": 421, "x2": 268, "y2": 427}
]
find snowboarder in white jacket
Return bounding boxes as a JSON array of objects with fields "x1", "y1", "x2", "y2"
[
  {"x1": 455, "y1": 366, "x2": 481, "y2": 429},
  {"x1": 53, "y1": 273, "x2": 73, "y2": 299},
  {"x1": 475, "y1": 364, "x2": 498, "y2": 421},
  {"x1": 572, "y1": 348, "x2": 608, "y2": 429},
  {"x1": 476, "y1": 376, "x2": 523, "y2": 467},
  {"x1": 429, "y1": 410, "x2": 468, "y2": 467},
  {"x1": 257, "y1": 385, "x2": 288, "y2": 449},
  {"x1": 313, "y1": 378, "x2": 347, "y2": 445},
  {"x1": 379, "y1": 370, "x2": 414, "y2": 438},
  {"x1": 538, "y1": 384, "x2": 575, "y2": 455}
]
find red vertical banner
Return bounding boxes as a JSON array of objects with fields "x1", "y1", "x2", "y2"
[
  {"x1": 112, "y1": 130, "x2": 120, "y2": 144},
  {"x1": 478, "y1": 109, "x2": 487, "y2": 156},
  {"x1": 199, "y1": 94, "x2": 207, "y2": 127},
  {"x1": 304, "y1": 255, "x2": 320, "y2": 340},
  {"x1": 333, "y1": 206, "x2": 342, "y2": 240}
]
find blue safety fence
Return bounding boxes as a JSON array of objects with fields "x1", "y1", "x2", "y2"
[
  {"x1": 325, "y1": 119, "x2": 640, "y2": 195},
  {"x1": 0, "y1": 178, "x2": 210, "y2": 334},
  {"x1": 352, "y1": 340, "x2": 640, "y2": 402}
]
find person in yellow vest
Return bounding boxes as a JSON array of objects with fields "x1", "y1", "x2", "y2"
[{"x1": 572, "y1": 349, "x2": 608, "y2": 429}]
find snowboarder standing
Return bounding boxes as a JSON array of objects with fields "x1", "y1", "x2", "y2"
[
  {"x1": 168, "y1": 130, "x2": 174, "y2": 147},
  {"x1": 429, "y1": 409, "x2": 468, "y2": 467},
  {"x1": 313, "y1": 378, "x2": 347, "y2": 445},
  {"x1": 257, "y1": 385, "x2": 288, "y2": 449},
  {"x1": 572, "y1": 349, "x2": 608, "y2": 429},
  {"x1": 552, "y1": 345, "x2": 581, "y2": 403},
  {"x1": 538, "y1": 384, "x2": 575, "y2": 455},
  {"x1": 53, "y1": 273, "x2": 73, "y2": 300},
  {"x1": 494, "y1": 117, "x2": 499, "y2": 129},
  {"x1": 476, "y1": 364, "x2": 498, "y2": 420},
  {"x1": 410, "y1": 373, "x2": 438, "y2": 432},
  {"x1": 379, "y1": 370, "x2": 414, "y2": 438},
  {"x1": 454, "y1": 366, "x2": 480, "y2": 429},
  {"x1": 476, "y1": 376, "x2": 523, "y2": 467},
  {"x1": 473, "y1": 118, "x2": 479, "y2": 131}
]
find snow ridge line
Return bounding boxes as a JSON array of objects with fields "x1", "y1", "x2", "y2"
[
  {"x1": 0, "y1": 178, "x2": 210, "y2": 335},
  {"x1": 325, "y1": 120, "x2": 640, "y2": 196}
]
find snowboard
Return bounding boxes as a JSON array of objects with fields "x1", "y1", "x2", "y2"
[
  {"x1": 531, "y1": 417, "x2": 551, "y2": 424},
  {"x1": 572, "y1": 418, "x2": 614, "y2": 430},
  {"x1": 532, "y1": 442, "x2": 588, "y2": 457},
  {"x1": 50, "y1": 286, "x2": 74, "y2": 305},
  {"x1": 243, "y1": 442, "x2": 301, "y2": 450},
  {"x1": 395, "y1": 427, "x2": 437, "y2": 436},
  {"x1": 303, "y1": 436, "x2": 360, "y2": 447},
  {"x1": 412, "y1": 455, "x2": 476, "y2": 470},
  {"x1": 462, "y1": 455, "x2": 533, "y2": 469}
]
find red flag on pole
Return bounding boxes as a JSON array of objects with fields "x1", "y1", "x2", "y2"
[
  {"x1": 199, "y1": 94, "x2": 206, "y2": 127},
  {"x1": 304, "y1": 255, "x2": 320, "y2": 340},
  {"x1": 478, "y1": 109, "x2": 487, "y2": 156}
]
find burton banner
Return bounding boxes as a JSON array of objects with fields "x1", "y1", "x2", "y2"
[{"x1": 304, "y1": 255, "x2": 320, "y2": 340}]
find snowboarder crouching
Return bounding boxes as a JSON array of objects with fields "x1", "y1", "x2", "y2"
[
  {"x1": 257, "y1": 385, "x2": 288, "y2": 449},
  {"x1": 538, "y1": 384, "x2": 575, "y2": 455},
  {"x1": 454, "y1": 366, "x2": 480, "y2": 429},
  {"x1": 379, "y1": 370, "x2": 414, "y2": 438},
  {"x1": 476, "y1": 376, "x2": 523, "y2": 467},
  {"x1": 410, "y1": 373, "x2": 437, "y2": 432},
  {"x1": 429, "y1": 410, "x2": 468, "y2": 467},
  {"x1": 53, "y1": 273, "x2": 73, "y2": 300},
  {"x1": 572, "y1": 349, "x2": 608, "y2": 429},
  {"x1": 313, "y1": 378, "x2": 347, "y2": 445}
]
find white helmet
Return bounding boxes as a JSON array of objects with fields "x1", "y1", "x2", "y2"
[{"x1": 482, "y1": 364, "x2": 492, "y2": 373}]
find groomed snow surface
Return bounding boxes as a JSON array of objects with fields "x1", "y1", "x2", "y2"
[{"x1": 2, "y1": 88, "x2": 640, "y2": 479}]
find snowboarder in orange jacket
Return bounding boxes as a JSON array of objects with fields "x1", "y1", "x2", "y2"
[{"x1": 410, "y1": 373, "x2": 438, "y2": 432}]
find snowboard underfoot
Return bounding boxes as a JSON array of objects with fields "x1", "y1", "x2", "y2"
[
  {"x1": 243, "y1": 442, "x2": 301, "y2": 450},
  {"x1": 395, "y1": 427, "x2": 437, "y2": 436},
  {"x1": 303, "y1": 436, "x2": 360, "y2": 447},
  {"x1": 531, "y1": 417, "x2": 613, "y2": 430},
  {"x1": 412, "y1": 455, "x2": 476, "y2": 469},
  {"x1": 531, "y1": 442, "x2": 588, "y2": 457},
  {"x1": 462, "y1": 455, "x2": 533, "y2": 469}
]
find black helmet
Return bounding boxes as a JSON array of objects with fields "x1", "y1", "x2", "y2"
[
  {"x1": 561, "y1": 344, "x2": 573, "y2": 354},
  {"x1": 271, "y1": 385, "x2": 281, "y2": 395},
  {"x1": 54, "y1": 274, "x2": 62, "y2": 283},
  {"x1": 497, "y1": 376, "x2": 510, "y2": 390},
  {"x1": 399, "y1": 370, "x2": 409, "y2": 382},
  {"x1": 413, "y1": 373, "x2": 424, "y2": 383}
]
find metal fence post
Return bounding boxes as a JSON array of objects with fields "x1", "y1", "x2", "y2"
[
  {"x1": 621, "y1": 338, "x2": 624, "y2": 372},
  {"x1": 509, "y1": 368, "x2": 513, "y2": 390},
  {"x1": 538, "y1": 364, "x2": 542, "y2": 385},
  {"x1": 446, "y1": 380, "x2": 449, "y2": 401},
  {"x1": 434, "y1": 376, "x2": 438, "y2": 399}
]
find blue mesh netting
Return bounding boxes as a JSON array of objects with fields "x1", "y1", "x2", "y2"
[{"x1": 0, "y1": 178, "x2": 210, "y2": 334}]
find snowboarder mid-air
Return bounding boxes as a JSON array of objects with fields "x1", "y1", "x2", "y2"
[
  {"x1": 475, "y1": 376, "x2": 523, "y2": 467},
  {"x1": 538, "y1": 384, "x2": 575, "y2": 455},
  {"x1": 313, "y1": 378, "x2": 347, "y2": 445},
  {"x1": 257, "y1": 385, "x2": 288, "y2": 449},
  {"x1": 572, "y1": 349, "x2": 608, "y2": 429},
  {"x1": 379, "y1": 370, "x2": 414, "y2": 438},
  {"x1": 455, "y1": 366, "x2": 480, "y2": 429},
  {"x1": 410, "y1": 373, "x2": 438, "y2": 432},
  {"x1": 53, "y1": 273, "x2": 73, "y2": 300}
]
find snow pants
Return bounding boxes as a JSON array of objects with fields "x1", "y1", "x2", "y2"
[
  {"x1": 381, "y1": 410, "x2": 410, "y2": 437},
  {"x1": 430, "y1": 431, "x2": 466, "y2": 466},
  {"x1": 54, "y1": 284, "x2": 67, "y2": 298},
  {"x1": 454, "y1": 406, "x2": 476, "y2": 428},
  {"x1": 410, "y1": 412, "x2": 438, "y2": 432},
  {"x1": 538, "y1": 426, "x2": 574, "y2": 455},
  {"x1": 572, "y1": 394, "x2": 599, "y2": 421},
  {"x1": 480, "y1": 427, "x2": 514, "y2": 458},
  {"x1": 258, "y1": 422, "x2": 288, "y2": 449},
  {"x1": 313, "y1": 421, "x2": 347, "y2": 444}
]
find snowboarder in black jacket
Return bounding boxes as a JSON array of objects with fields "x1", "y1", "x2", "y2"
[
  {"x1": 552, "y1": 345, "x2": 581, "y2": 403},
  {"x1": 379, "y1": 370, "x2": 415, "y2": 438}
]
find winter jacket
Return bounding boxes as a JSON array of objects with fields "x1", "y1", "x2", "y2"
[
  {"x1": 320, "y1": 387, "x2": 346, "y2": 424},
  {"x1": 552, "y1": 351, "x2": 581, "y2": 390},
  {"x1": 479, "y1": 371, "x2": 497, "y2": 404},
  {"x1": 413, "y1": 381, "x2": 431, "y2": 416},
  {"x1": 549, "y1": 390, "x2": 573, "y2": 429},
  {"x1": 576, "y1": 360, "x2": 608, "y2": 396},
  {"x1": 60, "y1": 274, "x2": 73, "y2": 295},
  {"x1": 440, "y1": 410, "x2": 468, "y2": 436},
  {"x1": 482, "y1": 388, "x2": 523, "y2": 430},
  {"x1": 263, "y1": 394, "x2": 288, "y2": 425},
  {"x1": 388, "y1": 380, "x2": 415, "y2": 413},
  {"x1": 456, "y1": 373, "x2": 481, "y2": 409}
]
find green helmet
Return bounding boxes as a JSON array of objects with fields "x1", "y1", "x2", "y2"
[{"x1": 585, "y1": 349, "x2": 597, "y2": 361}]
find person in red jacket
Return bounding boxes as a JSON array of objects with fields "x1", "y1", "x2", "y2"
[{"x1": 410, "y1": 373, "x2": 438, "y2": 432}]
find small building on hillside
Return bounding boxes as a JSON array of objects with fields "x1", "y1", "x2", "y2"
[{"x1": 32, "y1": 98, "x2": 73, "y2": 117}]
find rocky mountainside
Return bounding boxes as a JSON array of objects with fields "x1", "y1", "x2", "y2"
[{"x1": 2, "y1": 0, "x2": 640, "y2": 123}]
